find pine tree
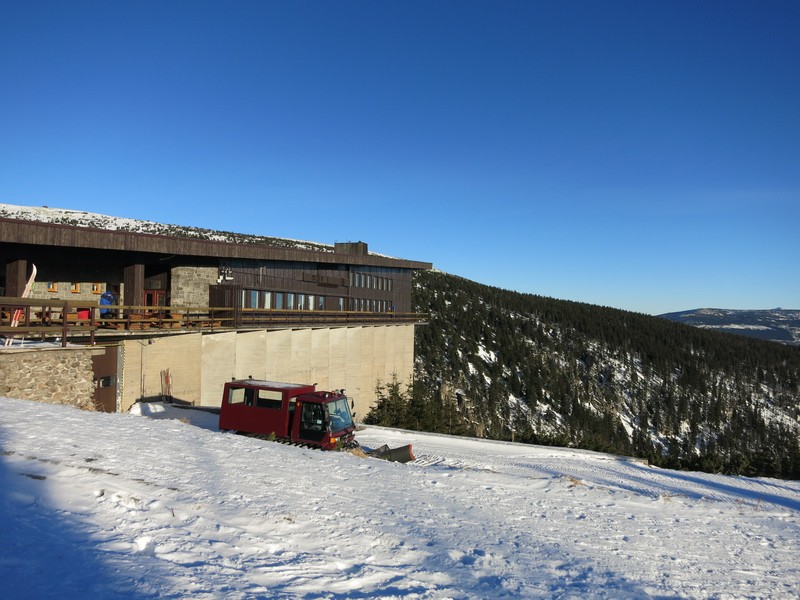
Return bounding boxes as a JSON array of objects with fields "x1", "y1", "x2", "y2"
[{"x1": 364, "y1": 375, "x2": 408, "y2": 427}]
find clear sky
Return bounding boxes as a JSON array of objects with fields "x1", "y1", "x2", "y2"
[{"x1": 1, "y1": 1, "x2": 798, "y2": 315}]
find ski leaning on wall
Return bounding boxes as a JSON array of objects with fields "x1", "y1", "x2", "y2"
[{"x1": 4, "y1": 263, "x2": 37, "y2": 347}]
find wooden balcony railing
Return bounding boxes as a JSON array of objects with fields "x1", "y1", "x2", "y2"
[{"x1": 0, "y1": 297, "x2": 427, "y2": 347}]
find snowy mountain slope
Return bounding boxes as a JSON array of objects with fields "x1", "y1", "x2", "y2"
[
  {"x1": 2, "y1": 397, "x2": 798, "y2": 599},
  {"x1": 660, "y1": 308, "x2": 800, "y2": 345}
]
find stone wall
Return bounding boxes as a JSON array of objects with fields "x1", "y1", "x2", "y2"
[
  {"x1": 29, "y1": 281, "x2": 108, "y2": 303},
  {"x1": 26, "y1": 266, "x2": 217, "y2": 308},
  {"x1": 170, "y1": 266, "x2": 218, "y2": 307},
  {"x1": 0, "y1": 347, "x2": 97, "y2": 410}
]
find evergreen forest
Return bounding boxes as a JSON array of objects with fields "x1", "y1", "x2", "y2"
[{"x1": 365, "y1": 270, "x2": 800, "y2": 479}]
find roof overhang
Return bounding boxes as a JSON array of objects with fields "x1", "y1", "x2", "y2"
[{"x1": 0, "y1": 218, "x2": 432, "y2": 270}]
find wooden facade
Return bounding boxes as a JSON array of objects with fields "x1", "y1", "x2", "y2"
[{"x1": 0, "y1": 217, "x2": 430, "y2": 317}]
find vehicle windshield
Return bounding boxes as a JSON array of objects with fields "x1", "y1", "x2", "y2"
[{"x1": 326, "y1": 397, "x2": 354, "y2": 431}]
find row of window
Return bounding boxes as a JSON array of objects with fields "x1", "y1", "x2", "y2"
[
  {"x1": 350, "y1": 298, "x2": 393, "y2": 312},
  {"x1": 44, "y1": 282, "x2": 104, "y2": 294},
  {"x1": 242, "y1": 290, "x2": 337, "y2": 311},
  {"x1": 350, "y1": 272, "x2": 393, "y2": 292},
  {"x1": 241, "y1": 289, "x2": 395, "y2": 313}
]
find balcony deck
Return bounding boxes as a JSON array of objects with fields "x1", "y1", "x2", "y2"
[{"x1": 0, "y1": 297, "x2": 427, "y2": 347}]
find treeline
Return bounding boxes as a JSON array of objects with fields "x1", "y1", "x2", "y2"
[{"x1": 365, "y1": 270, "x2": 800, "y2": 479}]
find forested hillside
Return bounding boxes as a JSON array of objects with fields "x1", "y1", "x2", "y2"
[{"x1": 367, "y1": 270, "x2": 800, "y2": 479}]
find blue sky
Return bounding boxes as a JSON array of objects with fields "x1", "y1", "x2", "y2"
[{"x1": 1, "y1": 1, "x2": 798, "y2": 315}]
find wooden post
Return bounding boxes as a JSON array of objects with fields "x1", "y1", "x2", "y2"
[
  {"x1": 124, "y1": 263, "x2": 145, "y2": 311},
  {"x1": 5, "y1": 259, "x2": 29, "y2": 297}
]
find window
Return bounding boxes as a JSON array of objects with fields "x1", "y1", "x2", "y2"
[
  {"x1": 297, "y1": 293, "x2": 306, "y2": 310},
  {"x1": 254, "y1": 389, "x2": 283, "y2": 409},
  {"x1": 91, "y1": 283, "x2": 103, "y2": 294},
  {"x1": 47, "y1": 282, "x2": 58, "y2": 293},
  {"x1": 275, "y1": 293, "x2": 284, "y2": 309},
  {"x1": 300, "y1": 403, "x2": 326, "y2": 434},
  {"x1": 71, "y1": 282, "x2": 81, "y2": 293},
  {"x1": 286, "y1": 293, "x2": 295, "y2": 310},
  {"x1": 263, "y1": 291, "x2": 272, "y2": 310},
  {"x1": 317, "y1": 295, "x2": 325, "y2": 310},
  {"x1": 228, "y1": 387, "x2": 247, "y2": 405},
  {"x1": 228, "y1": 386, "x2": 281, "y2": 407},
  {"x1": 308, "y1": 294, "x2": 315, "y2": 310},
  {"x1": 241, "y1": 289, "x2": 259, "y2": 308},
  {"x1": 326, "y1": 398, "x2": 354, "y2": 431}
]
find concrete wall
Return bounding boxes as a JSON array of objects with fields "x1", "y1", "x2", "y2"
[
  {"x1": 120, "y1": 333, "x2": 204, "y2": 411},
  {"x1": 119, "y1": 324, "x2": 416, "y2": 419},
  {"x1": 0, "y1": 347, "x2": 99, "y2": 410}
]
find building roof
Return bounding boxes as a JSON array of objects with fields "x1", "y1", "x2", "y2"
[{"x1": 0, "y1": 207, "x2": 431, "y2": 270}]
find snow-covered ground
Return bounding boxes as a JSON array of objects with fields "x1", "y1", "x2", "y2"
[{"x1": 1, "y1": 398, "x2": 798, "y2": 599}]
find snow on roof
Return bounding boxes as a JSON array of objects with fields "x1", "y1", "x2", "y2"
[
  {"x1": 228, "y1": 379, "x2": 314, "y2": 390},
  {"x1": 0, "y1": 202, "x2": 332, "y2": 252}
]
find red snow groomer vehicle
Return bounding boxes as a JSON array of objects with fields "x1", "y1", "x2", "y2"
[{"x1": 218, "y1": 378, "x2": 414, "y2": 462}]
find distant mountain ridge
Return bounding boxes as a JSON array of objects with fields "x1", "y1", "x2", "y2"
[{"x1": 659, "y1": 308, "x2": 800, "y2": 346}]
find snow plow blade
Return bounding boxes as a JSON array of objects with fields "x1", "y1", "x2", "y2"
[{"x1": 367, "y1": 444, "x2": 415, "y2": 463}]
